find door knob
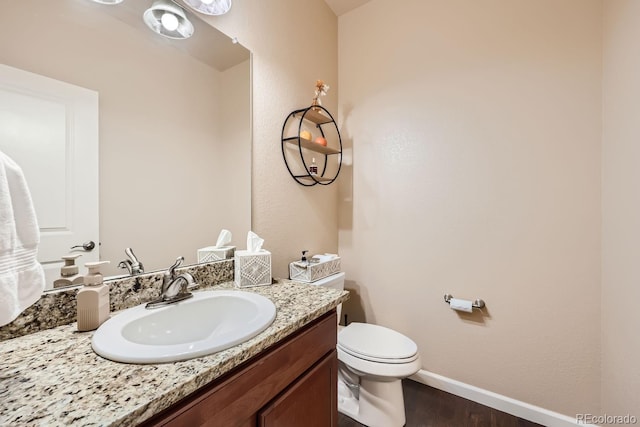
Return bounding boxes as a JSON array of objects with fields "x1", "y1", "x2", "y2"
[{"x1": 71, "y1": 241, "x2": 96, "y2": 251}]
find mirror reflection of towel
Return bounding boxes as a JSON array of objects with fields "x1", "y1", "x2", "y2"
[{"x1": 0, "y1": 150, "x2": 45, "y2": 326}]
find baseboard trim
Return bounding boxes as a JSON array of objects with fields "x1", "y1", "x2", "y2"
[{"x1": 410, "y1": 370, "x2": 596, "y2": 427}]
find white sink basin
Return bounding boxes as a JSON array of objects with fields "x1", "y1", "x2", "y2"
[{"x1": 92, "y1": 290, "x2": 276, "y2": 364}]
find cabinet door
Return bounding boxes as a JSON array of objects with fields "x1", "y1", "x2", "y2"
[{"x1": 258, "y1": 350, "x2": 337, "y2": 427}]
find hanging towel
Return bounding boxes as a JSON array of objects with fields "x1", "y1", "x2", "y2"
[{"x1": 0, "y1": 150, "x2": 45, "y2": 326}]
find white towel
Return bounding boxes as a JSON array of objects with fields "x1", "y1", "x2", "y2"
[{"x1": 0, "y1": 150, "x2": 45, "y2": 326}]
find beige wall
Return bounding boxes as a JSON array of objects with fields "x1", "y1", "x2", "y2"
[
  {"x1": 197, "y1": 0, "x2": 339, "y2": 278},
  {"x1": 602, "y1": 0, "x2": 640, "y2": 419},
  {"x1": 338, "y1": 0, "x2": 602, "y2": 416},
  {"x1": 217, "y1": 59, "x2": 252, "y2": 235}
]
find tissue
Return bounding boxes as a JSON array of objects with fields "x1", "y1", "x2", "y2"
[
  {"x1": 216, "y1": 229, "x2": 232, "y2": 247},
  {"x1": 246, "y1": 231, "x2": 264, "y2": 252},
  {"x1": 235, "y1": 231, "x2": 271, "y2": 287},
  {"x1": 310, "y1": 253, "x2": 338, "y2": 263},
  {"x1": 449, "y1": 298, "x2": 473, "y2": 313}
]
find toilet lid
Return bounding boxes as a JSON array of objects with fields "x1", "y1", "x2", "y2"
[{"x1": 338, "y1": 323, "x2": 418, "y2": 362}]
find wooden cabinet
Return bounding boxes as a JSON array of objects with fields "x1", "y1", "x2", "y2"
[
  {"x1": 258, "y1": 351, "x2": 337, "y2": 427},
  {"x1": 141, "y1": 311, "x2": 338, "y2": 427}
]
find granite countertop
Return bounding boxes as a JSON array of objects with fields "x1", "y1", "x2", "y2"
[{"x1": 0, "y1": 280, "x2": 349, "y2": 426}]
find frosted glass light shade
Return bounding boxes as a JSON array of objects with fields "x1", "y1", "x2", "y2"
[
  {"x1": 143, "y1": 0, "x2": 194, "y2": 40},
  {"x1": 183, "y1": 0, "x2": 232, "y2": 16},
  {"x1": 91, "y1": 0, "x2": 124, "y2": 4}
]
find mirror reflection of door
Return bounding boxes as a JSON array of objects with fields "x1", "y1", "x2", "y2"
[{"x1": 0, "y1": 64, "x2": 99, "y2": 289}]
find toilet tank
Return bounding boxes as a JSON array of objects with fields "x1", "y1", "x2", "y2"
[
  {"x1": 306, "y1": 272, "x2": 345, "y2": 323},
  {"x1": 310, "y1": 272, "x2": 345, "y2": 291}
]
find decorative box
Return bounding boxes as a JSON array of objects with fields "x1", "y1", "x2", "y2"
[
  {"x1": 234, "y1": 249, "x2": 272, "y2": 287},
  {"x1": 289, "y1": 256, "x2": 341, "y2": 283},
  {"x1": 197, "y1": 246, "x2": 236, "y2": 263}
]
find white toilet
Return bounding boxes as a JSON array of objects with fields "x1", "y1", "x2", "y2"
[{"x1": 309, "y1": 272, "x2": 421, "y2": 427}]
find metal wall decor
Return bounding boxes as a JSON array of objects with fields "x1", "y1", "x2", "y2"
[{"x1": 281, "y1": 105, "x2": 342, "y2": 186}]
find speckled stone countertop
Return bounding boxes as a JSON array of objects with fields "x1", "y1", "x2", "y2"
[{"x1": 0, "y1": 280, "x2": 349, "y2": 426}]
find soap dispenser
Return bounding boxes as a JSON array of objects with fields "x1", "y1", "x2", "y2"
[
  {"x1": 77, "y1": 261, "x2": 110, "y2": 332},
  {"x1": 53, "y1": 254, "x2": 84, "y2": 288},
  {"x1": 293, "y1": 250, "x2": 310, "y2": 268}
]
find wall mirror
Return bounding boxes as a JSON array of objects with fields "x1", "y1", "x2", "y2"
[{"x1": 0, "y1": 0, "x2": 252, "y2": 291}]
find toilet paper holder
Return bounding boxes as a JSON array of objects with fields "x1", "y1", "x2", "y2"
[{"x1": 444, "y1": 294, "x2": 485, "y2": 310}]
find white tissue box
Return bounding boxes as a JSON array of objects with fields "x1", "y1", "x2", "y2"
[
  {"x1": 234, "y1": 249, "x2": 272, "y2": 287},
  {"x1": 197, "y1": 246, "x2": 236, "y2": 262},
  {"x1": 289, "y1": 257, "x2": 341, "y2": 283}
]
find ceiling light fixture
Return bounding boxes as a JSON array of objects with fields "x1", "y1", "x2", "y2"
[
  {"x1": 183, "y1": 0, "x2": 232, "y2": 16},
  {"x1": 90, "y1": 0, "x2": 124, "y2": 4},
  {"x1": 143, "y1": 0, "x2": 194, "y2": 40}
]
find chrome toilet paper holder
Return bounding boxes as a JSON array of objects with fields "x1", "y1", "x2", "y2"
[{"x1": 444, "y1": 294, "x2": 485, "y2": 309}]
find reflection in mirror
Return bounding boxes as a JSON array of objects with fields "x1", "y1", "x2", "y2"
[{"x1": 0, "y1": 0, "x2": 251, "y2": 291}]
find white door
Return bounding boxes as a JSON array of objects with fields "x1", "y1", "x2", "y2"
[{"x1": 0, "y1": 64, "x2": 99, "y2": 289}]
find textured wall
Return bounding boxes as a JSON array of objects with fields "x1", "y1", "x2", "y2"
[
  {"x1": 602, "y1": 0, "x2": 640, "y2": 420},
  {"x1": 198, "y1": 0, "x2": 340, "y2": 279},
  {"x1": 337, "y1": 0, "x2": 602, "y2": 416}
]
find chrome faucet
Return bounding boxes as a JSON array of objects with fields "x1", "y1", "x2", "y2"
[
  {"x1": 117, "y1": 248, "x2": 144, "y2": 276},
  {"x1": 146, "y1": 256, "x2": 195, "y2": 309}
]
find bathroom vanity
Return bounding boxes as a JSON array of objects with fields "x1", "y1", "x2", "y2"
[
  {"x1": 142, "y1": 311, "x2": 337, "y2": 426},
  {"x1": 0, "y1": 280, "x2": 348, "y2": 426}
]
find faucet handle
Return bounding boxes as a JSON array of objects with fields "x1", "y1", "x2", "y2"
[
  {"x1": 168, "y1": 256, "x2": 185, "y2": 279},
  {"x1": 126, "y1": 248, "x2": 144, "y2": 273},
  {"x1": 118, "y1": 248, "x2": 145, "y2": 275}
]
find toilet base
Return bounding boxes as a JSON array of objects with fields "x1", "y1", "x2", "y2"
[{"x1": 337, "y1": 375, "x2": 407, "y2": 427}]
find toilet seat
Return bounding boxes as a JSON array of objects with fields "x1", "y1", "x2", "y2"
[
  {"x1": 338, "y1": 344, "x2": 419, "y2": 364},
  {"x1": 338, "y1": 323, "x2": 418, "y2": 364}
]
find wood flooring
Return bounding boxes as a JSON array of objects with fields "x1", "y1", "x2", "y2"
[{"x1": 337, "y1": 379, "x2": 544, "y2": 427}]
